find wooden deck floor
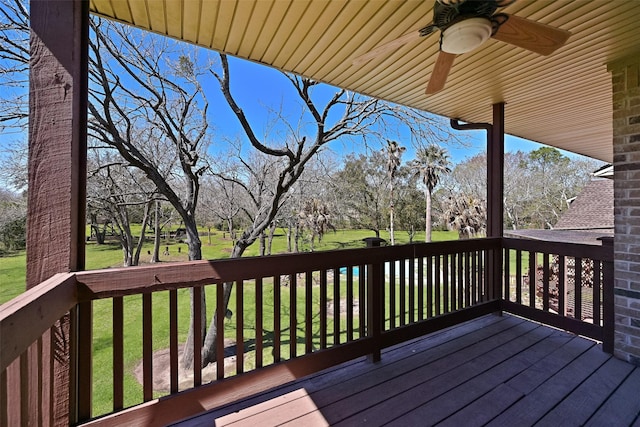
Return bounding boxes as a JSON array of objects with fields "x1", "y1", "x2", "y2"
[{"x1": 174, "y1": 314, "x2": 640, "y2": 427}]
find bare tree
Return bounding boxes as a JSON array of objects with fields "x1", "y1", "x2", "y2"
[
  {"x1": 87, "y1": 149, "x2": 157, "y2": 266},
  {"x1": 0, "y1": 0, "x2": 28, "y2": 130}
]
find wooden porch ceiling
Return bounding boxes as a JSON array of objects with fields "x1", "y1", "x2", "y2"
[
  {"x1": 174, "y1": 314, "x2": 640, "y2": 426},
  {"x1": 88, "y1": 0, "x2": 640, "y2": 163}
]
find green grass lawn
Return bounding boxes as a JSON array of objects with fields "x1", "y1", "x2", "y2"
[{"x1": 1, "y1": 227, "x2": 462, "y2": 416}]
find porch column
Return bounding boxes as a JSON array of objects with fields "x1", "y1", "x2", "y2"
[
  {"x1": 487, "y1": 102, "x2": 505, "y2": 238},
  {"x1": 28, "y1": 0, "x2": 89, "y2": 424},
  {"x1": 609, "y1": 53, "x2": 640, "y2": 365}
]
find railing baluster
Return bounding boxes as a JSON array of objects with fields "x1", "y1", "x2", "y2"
[
  {"x1": 333, "y1": 268, "x2": 340, "y2": 346},
  {"x1": 443, "y1": 255, "x2": 449, "y2": 313},
  {"x1": 478, "y1": 251, "x2": 484, "y2": 302},
  {"x1": 319, "y1": 271, "x2": 327, "y2": 349},
  {"x1": 236, "y1": 280, "x2": 244, "y2": 374},
  {"x1": 305, "y1": 272, "x2": 313, "y2": 353},
  {"x1": 290, "y1": 274, "x2": 297, "y2": 358},
  {"x1": 273, "y1": 276, "x2": 282, "y2": 362},
  {"x1": 503, "y1": 249, "x2": 510, "y2": 303},
  {"x1": 575, "y1": 258, "x2": 583, "y2": 320},
  {"x1": 418, "y1": 257, "x2": 424, "y2": 321},
  {"x1": 409, "y1": 257, "x2": 415, "y2": 324},
  {"x1": 516, "y1": 249, "x2": 522, "y2": 304},
  {"x1": 543, "y1": 253, "x2": 550, "y2": 311},
  {"x1": 216, "y1": 284, "x2": 225, "y2": 380},
  {"x1": 255, "y1": 278, "x2": 263, "y2": 369},
  {"x1": 450, "y1": 253, "x2": 456, "y2": 312},
  {"x1": 389, "y1": 261, "x2": 396, "y2": 329},
  {"x1": 358, "y1": 264, "x2": 366, "y2": 338},
  {"x1": 113, "y1": 296, "x2": 124, "y2": 408},
  {"x1": 594, "y1": 260, "x2": 602, "y2": 326},
  {"x1": 142, "y1": 293, "x2": 153, "y2": 401},
  {"x1": 169, "y1": 290, "x2": 178, "y2": 395},
  {"x1": 465, "y1": 252, "x2": 471, "y2": 308},
  {"x1": 399, "y1": 260, "x2": 406, "y2": 326},
  {"x1": 471, "y1": 251, "x2": 477, "y2": 305},
  {"x1": 528, "y1": 251, "x2": 536, "y2": 308},
  {"x1": 458, "y1": 252, "x2": 464, "y2": 310},
  {"x1": 193, "y1": 287, "x2": 203, "y2": 386},
  {"x1": 558, "y1": 256, "x2": 566, "y2": 316},
  {"x1": 346, "y1": 266, "x2": 354, "y2": 341},
  {"x1": 434, "y1": 255, "x2": 441, "y2": 316}
]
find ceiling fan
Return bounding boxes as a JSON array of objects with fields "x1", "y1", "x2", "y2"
[{"x1": 353, "y1": 0, "x2": 571, "y2": 95}]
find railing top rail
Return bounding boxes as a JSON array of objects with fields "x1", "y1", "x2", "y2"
[
  {"x1": 502, "y1": 237, "x2": 613, "y2": 262},
  {"x1": 75, "y1": 238, "x2": 502, "y2": 300},
  {"x1": 0, "y1": 272, "x2": 77, "y2": 372}
]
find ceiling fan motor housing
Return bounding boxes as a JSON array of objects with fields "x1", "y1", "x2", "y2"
[{"x1": 441, "y1": 17, "x2": 493, "y2": 54}]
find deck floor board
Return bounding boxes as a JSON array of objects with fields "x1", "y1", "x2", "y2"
[{"x1": 174, "y1": 314, "x2": 640, "y2": 427}]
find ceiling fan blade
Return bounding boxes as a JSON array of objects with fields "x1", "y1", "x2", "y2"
[
  {"x1": 426, "y1": 51, "x2": 456, "y2": 95},
  {"x1": 492, "y1": 14, "x2": 570, "y2": 56},
  {"x1": 352, "y1": 31, "x2": 422, "y2": 67}
]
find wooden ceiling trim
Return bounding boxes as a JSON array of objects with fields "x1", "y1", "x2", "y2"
[{"x1": 125, "y1": 0, "x2": 149, "y2": 29}]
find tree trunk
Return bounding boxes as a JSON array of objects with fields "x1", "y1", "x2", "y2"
[
  {"x1": 286, "y1": 224, "x2": 292, "y2": 252},
  {"x1": 294, "y1": 223, "x2": 300, "y2": 252},
  {"x1": 259, "y1": 231, "x2": 266, "y2": 256},
  {"x1": 200, "y1": 243, "x2": 246, "y2": 367},
  {"x1": 132, "y1": 199, "x2": 152, "y2": 266},
  {"x1": 151, "y1": 200, "x2": 161, "y2": 262},
  {"x1": 180, "y1": 217, "x2": 205, "y2": 370},
  {"x1": 425, "y1": 190, "x2": 432, "y2": 243},
  {"x1": 267, "y1": 222, "x2": 276, "y2": 255},
  {"x1": 389, "y1": 183, "x2": 395, "y2": 245}
]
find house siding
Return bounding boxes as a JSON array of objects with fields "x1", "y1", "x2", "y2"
[{"x1": 610, "y1": 53, "x2": 640, "y2": 365}]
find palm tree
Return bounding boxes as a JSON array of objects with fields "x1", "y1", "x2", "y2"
[
  {"x1": 410, "y1": 144, "x2": 452, "y2": 242},
  {"x1": 384, "y1": 140, "x2": 405, "y2": 245},
  {"x1": 442, "y1": 194, "x2": 487, "y2": 239}
]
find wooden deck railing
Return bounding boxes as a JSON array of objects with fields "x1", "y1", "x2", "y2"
[
  {"x1": 502, "y1": 237, "x2": 614, "y2": 352},
  {"x1": 0, "y1": 237, "x2": 613, "y2": 426}
]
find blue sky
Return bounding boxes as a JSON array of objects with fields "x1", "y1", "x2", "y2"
[
  {"x1": 0, "y1": 31, "x2": 593, "y2": 183},
  {"x1": 203, "y1": 55, "x2": 588, "y2": 165}
]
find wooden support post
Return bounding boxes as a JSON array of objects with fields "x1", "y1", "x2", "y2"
[
  {"x1": 450, "y1": 102, "x2": 505, "y2": 305},
  {"x1": 488, "y1": 103, "x2": 505, "y2": 305},
  {"x1": 28, "y1": 0, "x2": 89, "y2": 424},
  {"x1": 364, "y1": 237, "x2": 385, "y2": 362}
]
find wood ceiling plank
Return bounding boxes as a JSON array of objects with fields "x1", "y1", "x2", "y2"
[
  {"x1": 235, "y1": 1, "x2": 274, "y2": 59},
  {"x1": 182, "y1": 0, "x2": 202, "y2": 44},
  {"x1": 165, "y1": 0, "x2": 184, "y2": 40},
  {"x1": 260, "y1": 1, "x2": 311, "y2": 65},
  {"x1": 211, "y1": 0, "x2": 237, "y2": 51},
  {"x1": 223, "y1": 0, "x2": 258, "y2": 55},
  {"x1": 271, "y1": 0, "x2": 329, "y2": 68},
  {"x1": 250, "y1": 1, "x2": 292, "y2": 61},
  {"x1": 280, "y1": 0, "x2": 348, "y2": 71},
  {"x1": 126, "y1": 0, "x2": 150, "y2": 28},
  {"x1": 146, "y1": 0, "x2": 167, "y2": 34},
  {"x1": 109, "y1": 0, "x2": 133, "y2": 23},
  {"x1": 197, "y1": 0, "x2": 219, "y2": 48}
]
